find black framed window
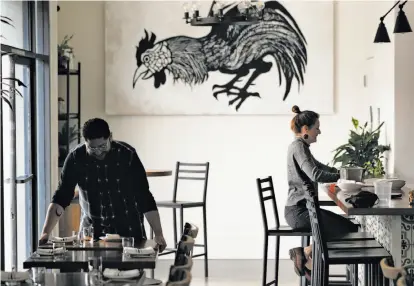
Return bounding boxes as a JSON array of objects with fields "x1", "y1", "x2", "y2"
[{"x1": 1, "y1": 0, "x2": 50, "y2": 271}]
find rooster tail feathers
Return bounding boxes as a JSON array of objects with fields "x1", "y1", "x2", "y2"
[
  {"x1": 261, "y1": 1, "x2": 307, "y2": 100},
  {"x1": 263, "y1": 1, "x2": 307, "y2": 44}
]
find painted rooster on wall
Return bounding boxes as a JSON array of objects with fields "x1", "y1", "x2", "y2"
[{"x1": 132, "y1": 1, "x2": 307, "y2": 111}]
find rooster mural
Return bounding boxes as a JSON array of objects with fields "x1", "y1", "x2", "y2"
[{"x1": 132, "y1": 1, "x2": 307, "y2": 111}]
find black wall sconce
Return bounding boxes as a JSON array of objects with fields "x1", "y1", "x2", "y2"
[{"x1": 374, "y1": 0, "x2": 412, "y2": 43}]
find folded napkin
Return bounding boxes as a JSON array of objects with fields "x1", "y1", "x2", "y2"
[
  {"x1": 1, "y1": 271, "x2": 31, "y2": 282},
  {"x1": 49, "y1": 235, "x2": 77, "y2": 242},
  {"x1": 123, "y1": 246, "x2": 155, "y2": 256},
  {"x1": 103, "y1": 268, "x2": 140, "y2": 279},
  {"x1": 36, "y1": 247, "x2": 65, "y2": 256},
  {"x1": 105, "y1": 233, "x2": 121, "y2": 240}
]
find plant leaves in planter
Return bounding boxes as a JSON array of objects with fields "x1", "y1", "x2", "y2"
[{"x1": 332, "y1": 117, "x2": 390, "y2": 177}]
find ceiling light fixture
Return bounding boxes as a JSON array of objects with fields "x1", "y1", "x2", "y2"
[{"x1": 182, "y1": 0, "x2": 265, "y2": 27}]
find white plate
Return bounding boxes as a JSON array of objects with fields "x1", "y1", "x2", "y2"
[
  {"x1": 99, "y1": 236, "x2": 122, "y2": 242},
  {"x1": 103, "y1": 269, "x2": 141, "y2": 280},
  {"x1": 49, "y1": 235, "x2": 76, "y2": 243}
]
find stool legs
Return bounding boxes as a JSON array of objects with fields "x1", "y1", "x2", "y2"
[
  {"x1": 275, "y1": 236, "x2": 280, "y2": 286},
  {"x1": 262, "y1": 233, "x2": 269, "y2": 286},
  {"x1": 202, "y1": 205, "x2": 208, "y2": 277},
  {"x1": 173, "y1": 208, "x2": 178, "y2": 247}
]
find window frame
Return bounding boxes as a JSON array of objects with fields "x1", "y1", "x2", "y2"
[{"x1": 0, "y1": 0, "x2": 50, "y2": 270}]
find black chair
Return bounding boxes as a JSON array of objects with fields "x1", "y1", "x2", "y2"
[
  {"x1": 152, "y1": 162, "x2": 210, "y2": 277},
  {"x1": 305, "y1": 187, "x2": 392, "y2": 286},
  {"x1": 257, "y1": 176, "x2": 311, "y2": 286}
]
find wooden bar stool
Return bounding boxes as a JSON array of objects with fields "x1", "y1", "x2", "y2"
[
  {"x1": 257, "y1": 176, "x2": 311, "y2": 286},
  {"x1": 151, "y1": 162, "x2": 210, "y2": 277},
  {"x1": 305, "y1": 187, "x2": 392, "y2": 286}
]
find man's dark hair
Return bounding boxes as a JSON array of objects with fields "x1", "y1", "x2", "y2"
[{"x1": 82, "y1": 118, "x2": 110, "y2": 140}]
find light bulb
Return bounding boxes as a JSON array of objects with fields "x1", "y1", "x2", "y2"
[
  {"x1": 216, "y1": 1, "x2": 225, "y2": 9},
  {"x1": 191, "y1": 1, "x2": 200, "y2": 12},
  {"x1": 182, "y1": 2, "x2": 190, "y2": 13},
  {"x1": 255, "y1": 1, "x2": 264, "y2": 11},
  {"x1": 237, "y1": 1, "x2": 247, "y2": 13}
]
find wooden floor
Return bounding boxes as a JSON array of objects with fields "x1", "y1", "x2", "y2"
[{"x1": 153, "y1": 259, "x2": 345, "y2": 286}]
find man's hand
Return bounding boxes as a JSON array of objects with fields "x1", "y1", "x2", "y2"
[
  {"x1": 154, "y1": 235, "x2": 167, "y2": 253},
  {"x1": 38, "y1": 233, "x2": 49, "y2": 246}
]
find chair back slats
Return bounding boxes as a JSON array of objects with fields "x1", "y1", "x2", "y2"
[
  {"x1": 179, "y1": 162, "x2": 206, "y2": 167},
  {"x1": 174, "y1": 253, "x2": 193, "y2": 270},
  {"x1": 256, "y1": 176, "x2": 280, "y2": 230},
  {"x1": 304, "y1": 184, "x2": 328, "y2": 261},
  {"x1": 180, "y1": 170, "x2": 206, "y2": 174},
  {"x1": 173, "y1": 162, "x2": 210, "y2": 203},
  {"x1": 177, "y1": 235, "x2": 195, "y2": 256},
  {"x1": 183, "y1": 222, "x2": 199, "y2": 239},
  {"x1": 177, "y1": 176, "x2": 205, "y2": 181}
]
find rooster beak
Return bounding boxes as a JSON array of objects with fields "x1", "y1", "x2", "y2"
[{"x1": 133, "y1": 66, "x2": 153, "y2": 88}]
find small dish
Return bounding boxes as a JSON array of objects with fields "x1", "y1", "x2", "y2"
[{"x1": 103, "y1": 269, "x2": 141, "y2": 280}]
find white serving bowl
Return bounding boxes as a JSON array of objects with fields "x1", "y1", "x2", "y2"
[{"x1": 337, "y1": 182, "x2": 363, "y2": 192}]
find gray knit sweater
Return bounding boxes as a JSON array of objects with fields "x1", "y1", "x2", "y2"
[{"x1": 286, "y1": 138, "x2": 340, "y2": 206}]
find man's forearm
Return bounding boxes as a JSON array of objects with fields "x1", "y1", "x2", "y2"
[
  {"x1": 144, "y1": 210, "x2": 163, "y2": 236},
  {"x1": 41, "y1": 203, "x2": 64, "y2": 235}
]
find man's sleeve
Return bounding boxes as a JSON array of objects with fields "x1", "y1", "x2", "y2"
[
  {"x1": 130, "y1": 151, "x2": 158, "y2": 213},
  {"x1": 51, "y1": 152, "x2": 78, "y2": 209}
]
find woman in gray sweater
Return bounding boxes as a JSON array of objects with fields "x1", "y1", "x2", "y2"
[{"x1": 285, "y1": 105, "x2": 359, "y2": 278}]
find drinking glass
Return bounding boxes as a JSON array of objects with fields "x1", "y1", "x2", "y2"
[
  {"x1": 72, "y1": 230, "x2": 79, "y2": 245},
  {"x1": 122, "y1": 237, "x2": 134, "y2": 248},
  {"x1": 374, "y1": 180, "x2": 392, "y2": 207},
  {"x1": 88, "y1": 256, "x2": 103, "y2": 284},
  {"x1": 53, "y1": 242, "x2": 66, "y2": 255},
  {"x1": 83, "y1": 226, "x2": 94, "y2": 242},
  {"x1": 31, "y1": 267, "x2": 45, "y2": 284}
]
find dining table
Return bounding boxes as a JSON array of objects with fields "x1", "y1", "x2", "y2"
[
  {"x1": 3, "y1": 272, "x2": 147, "y2": 286},
  {"x1": 319, "y1": 182, "x2": 414, "y2": 285},
  {"x1": 23, "y1": 239, "x2": 158, "y2": 272}
]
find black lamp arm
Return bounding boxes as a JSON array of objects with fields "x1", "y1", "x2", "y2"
[
  {"x1": 208, "y1": 1, "x2": 216, "y2": 17},
  {"x1": 380, "y1": 0, "x2": 401, "y2": 21},
  {"x1": 399, "y1": 0, "x2": 408, "y2": 9}
]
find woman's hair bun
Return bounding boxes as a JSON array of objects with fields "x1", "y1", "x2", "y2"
[{"x1": 292, "y1": 105, "x2": 301, "y2": 114}]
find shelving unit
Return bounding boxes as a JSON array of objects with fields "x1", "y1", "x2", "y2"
[{"x1": 58, "y1": 62, "x2": 81, "y2": 167}]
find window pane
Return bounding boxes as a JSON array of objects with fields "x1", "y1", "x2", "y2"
[
  {"x1": 0, "y1": 0, "x2": 30, "y2": 50},
  {"x1": 34, "y1": 1, "x2": 50, "y2": 55},
  {"x1": 2, "y1": 56, "x2": 33, "y2": 270}
]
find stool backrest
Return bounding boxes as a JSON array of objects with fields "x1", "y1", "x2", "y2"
[
  {"x1": 304, "y1": 185, "x2": 328, "y2": 261},
  {"x1": 166, "y1": 267, "x2": 192, "y2": 286},
  {"x1": 183, "y1": 222, "x2": 198, "y2": 239},
  {"x1": 173, "y1": 162, "x2": 210, "y2": 203},
  {"x1": 174, "y1": 253, "x2": 193, "y2": 271},
  {"x1": 256, "y1": 176, "x2": 280, "y2": 230},
  {"x1": 177, "y1": 235, "x2": 194, "y2": 256}
]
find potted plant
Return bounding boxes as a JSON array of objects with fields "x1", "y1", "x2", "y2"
[
  {"x1": 58, "y1": 34, "x2": 74, "y2": 70},
  {"x1": 332, "y1": 117, "x2": 391, "y2": 178}
]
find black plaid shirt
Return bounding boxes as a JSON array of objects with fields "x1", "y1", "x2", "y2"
[{"x1": 52, "y1": 140, "x2": 157, "y2": 240}]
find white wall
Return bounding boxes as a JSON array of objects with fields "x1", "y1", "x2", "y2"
[
  {"x1": 56, "y1": 1, "x2": 397, "y2": 259},
  {"x1": 394, "y1": 3, "x2": 414, "y2": 183}
]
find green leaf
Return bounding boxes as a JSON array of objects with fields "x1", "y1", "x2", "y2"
[
  {"x1": 2, "y1": 77, "x2": 27, "y2": 87},
  {"x1": 1, "y1": 95, "x2": 13, "y2": 110},
  {"x1": 352, "y1": 118, "x2": 359, "y2": 130}
]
